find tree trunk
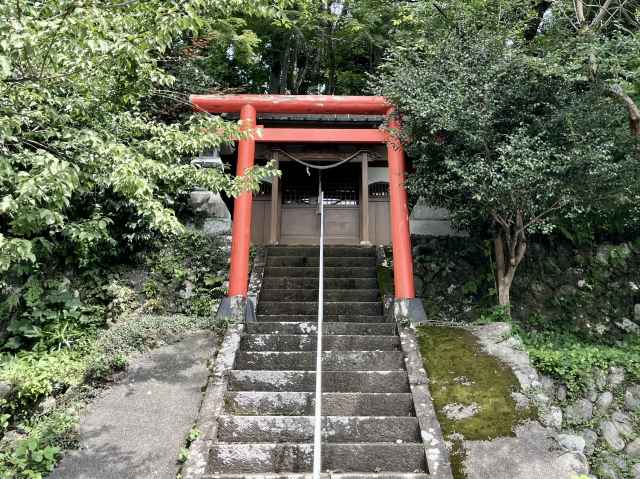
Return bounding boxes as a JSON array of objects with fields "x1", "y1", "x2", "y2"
[
  {"x1": 270, "y1": 55, "x2": 281, "y2": 94},
  {"x1": 497, "y1": 278, "x2": 512, "y2": 308},
  {"x1": 493, "y1": 212, "x2": 528, "y2": 315},
  {"x1": 493, "y1": 235, "x2": 512, "y2": 311},
  {"x1": 279, "y1": 43, "x2": 291, "y2": 94}
]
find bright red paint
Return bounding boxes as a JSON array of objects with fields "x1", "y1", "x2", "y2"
[
  {"x1": 256, "y1": 128, "x2": 386, "y2": 143},
  {"x1": 190, "y1": 94, "x2": 391, "y2": 115},
  {"x1": 386, "y1": 115, "x2": 416, "y2": 299},
  {"x1": 227, "y1": 104, "x2": 256, "y2": 297},
  {"x1": 191, "y1": 95, "x2": 415, "y2": 300}
]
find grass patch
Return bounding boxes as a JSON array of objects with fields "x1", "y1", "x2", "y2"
[
  {"x1": 416, "y1": 325, "x2": 534, "y2": 478},
  {"x1": 85, "y1": 313, "x2": 221, "y2": 381}
]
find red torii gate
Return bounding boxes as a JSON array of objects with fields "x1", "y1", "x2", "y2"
[{"x1": 190, "y1": 94, "x2": 421, "y2": 319}]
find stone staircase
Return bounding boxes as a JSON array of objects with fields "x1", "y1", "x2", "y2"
[{"x1": 208, "y1": 246, "x2": 429, "y2": 477}]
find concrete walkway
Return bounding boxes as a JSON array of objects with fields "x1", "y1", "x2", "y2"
[
  {"x1": 52, "y1": 331, "x2": 215, "y2": 479},
  {"x1": 464, "y1": 421, "x2": 589, "y2": 479}
]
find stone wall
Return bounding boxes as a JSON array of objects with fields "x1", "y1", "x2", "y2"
[
  {"x1": 411, "y1": 235, "x2": 640, "y2": 340},
  {"x1": 411, "y1": 235, "x2": 640, "y2": 477},
  {"x1": 536, "y1": 368, "x2": 640, "y2": 479},
  {"x1": 410, "y1": 198, "x2": 465, "y2": 237}
]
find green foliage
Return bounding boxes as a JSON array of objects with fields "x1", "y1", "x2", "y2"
[
  {"x1": 0, "y1": 229, "x2": 229, "y2": 453},
  {"x1": 179, "y1": 426, "x2": 201, "y2": 464},
  {"x1": 520, "y1": 329, "x2": 640, "y2": 395},
  {"x1": 0, "y1": 348, "x2": 86, "y2": 420},
  {"x1": 1, "y1": 436, "x2": 60, "y2": 479},
  {"x1": 475, "y1": 305, "x2": 512, "y2": 325},
  {"x1": 0, "y1": 409, "x2": 78, "y2": 479},
  {"x1": 1, "y1": 276, "x2": 101, "y2": 351},
  {"x1": 0, "y1": 310, "x2": 223, "y2": 476},
  {"x1": 141, "y1": 231, "x2": 227, "y2": 317},
  {"x1": 0, "y1": 0, "x2": 278, "y2": 349},
  {"x1": 375, "y1": 26, "x2": 639, "y2": 238},
  {"x1": 374, "y1": 0, "x2": 640, "y2": 307},
  {"x1": 178, "y1": 448, "x2": 190, "y2": 464},
  {"x1": 172, "y1": 0, "x2": 408, "y2": 95},
  {"x1": 187, "y1": 427, "x2": 201, "y2": 443},
  {"x1": 411, "y1": 234, "x2": 640, "y2": 403}
]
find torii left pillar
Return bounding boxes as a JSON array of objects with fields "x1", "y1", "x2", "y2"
[{"x1": 217, "y1": 104, "x2": 257, "y2": 321}]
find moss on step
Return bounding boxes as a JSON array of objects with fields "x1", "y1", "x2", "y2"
[
  {"x1": 416, "y1": 325, "x2": 534, "y2": 478},
  {"x1": 376, "y1": 265, "x2": 394, "y2": 297}
]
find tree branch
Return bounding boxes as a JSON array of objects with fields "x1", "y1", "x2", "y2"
[
  {"x1": 432, "y1": 3, "x2": 451, "y2": 25},
  {"x1": 574, "y1": 0, "x2": 586, "y2": 26},
  {"x1": 609, "y1": 84, "x2": 640, "y2": 137},
  {"x1": 590, "y1": 0, "x2": 615, "y2": 28},
  {"x1": 104, "y1": 0, "x2": 140, "y2": 8},
  {"x1": 521, "y1": 200, "x2": 564, "y2": 231},
  {"x1": 491, "y1": 210, "x2": 510, "y2": 232},
  {"x1": 37, "y1": 5, "x2": 76, "y2": 81}
]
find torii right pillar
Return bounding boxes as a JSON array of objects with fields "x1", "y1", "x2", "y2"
[{"x1": 386, "y1": 111, "x2": 427, "y2": 323}]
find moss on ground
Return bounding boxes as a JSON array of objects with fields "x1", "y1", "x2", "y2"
[{"x1": 416, "y1": 325, "x2": 534, "y2": 478}]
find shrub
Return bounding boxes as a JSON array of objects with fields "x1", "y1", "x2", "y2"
[
  {"x1": 519, "y1": 329, "x2": 640, "y2": 394},
  {"x1": 0, "y1": 349, "x2": 87, "y2": 420}
]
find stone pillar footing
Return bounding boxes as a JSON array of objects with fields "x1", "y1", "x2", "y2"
[
  {"x1": 394, "y1": 298, "x2": 428, "y2": 325},
  {"x1": 216, "y1": 295, "x2": 254, "y2": 323}
]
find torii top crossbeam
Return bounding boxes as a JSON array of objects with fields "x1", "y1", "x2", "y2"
[
  {"x1": 189, "y1": 94, "x2": 417, "y2": 313},
  {"x1": 190, "y1": 94, "x2": 393, "y2": 115}
]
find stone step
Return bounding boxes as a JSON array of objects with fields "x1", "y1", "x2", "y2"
[
  {"x1": 260, "y1": 289, "x2": 379, "y2": 302},
  {"x1": 246, "y1": 322, "x2": 396, "y2": 336},
  {"x1": 255, "y1": 315, "x2": 389, "y2": 324},
  {"x1": 206, "y1": 474, "x2": 429, "y2": 479},
  {"x1": 208, "y1": 443, "x2": 427, "y2": 473},
  {"x1": 241, "y1": 334, "x2": 399, "y2": 352},
  {"x1": 262, "y1": 277, "x2": 379, "y2": 290},
  {"x1": 217, "y1": 416, "x2": 421, "y2": 443},
  {"x1": 267, "y1": 256, "x2": 376, "y2": 267},
  {"x1": 224, "y1": 392, "x2": 415, "y2": 416},
  {"x1": 264, "y1": 266, "x2": 376, "y2": 278},
  {"x1": 235, "y1": 351, "x2": 405, "y2": 371},
  {"x1": 257, "y1": 301, "x2": 382, "y2": 316},
  {"x1": 268, "y1": 246, "x2": 376, "y2": 258},
  {"x1": 228, "y1": 370, "x2": 410, "y2": 393}
]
